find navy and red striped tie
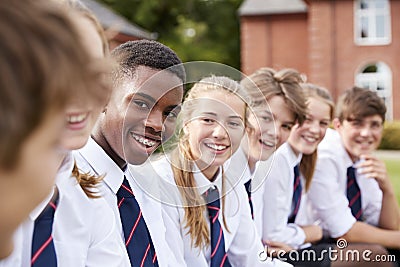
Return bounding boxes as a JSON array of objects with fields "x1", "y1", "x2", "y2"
[
  {"x1": 205, "y1": 188, "x2": 231, "y2": 267},
  {"x1": 31, "y1": 189, "x2": 59, "y2": 267},
  {"x1": 288, "y1": 164, "x2": 302, "y2": 224},
  {"x1": 117, "y1": 177, "x2": 158, "y2": 266},
  {"x1": 346, "y1": 166, "x2": 363, "y2": 220},
  {"x1": 244, "y1": 180, "x2": 254, "y2": 219}
]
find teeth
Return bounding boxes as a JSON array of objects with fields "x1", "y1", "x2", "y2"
[
  {"x1": 304, "y1": 136, "x2": 317, "y2": 143},
  {"x1": 131, "y1": 133, "x2": 156, "y2": 147},
  {"x1": 206, "y1": 143, "x2": 227, "y2": 151},
  {"x1": 67, "y1": 114, "x2": 87, "y2": 123},
  {"x1": 261, "y1": 140, "x2": 275, "y2": 147}
]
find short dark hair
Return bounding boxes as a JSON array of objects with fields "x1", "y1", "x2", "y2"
[
  {"x1": 111, "y1": 40, "x2": 186, "y2": 84},
  {"x1": 336, "y1": 86, "x2": 386, "y2": 123}
]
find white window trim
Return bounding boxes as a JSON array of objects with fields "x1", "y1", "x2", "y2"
[
  {"x1": 353, "y1": 0, "x2": 391, "y2": 46},
  {"x1": 355, "y1": 62, "x2": 393, "y2": 120}
]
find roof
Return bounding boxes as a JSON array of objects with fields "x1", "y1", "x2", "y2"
[
  {"x1": 239, "y1": 0, "x2": 307, "y2": 16},
  {"x1": 80, "y1": 0, "x2": 157, "y2": 39}
]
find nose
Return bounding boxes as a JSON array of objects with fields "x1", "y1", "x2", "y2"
[
  {"x1": 308, "y1": 120, "x2": 320, "y2": 134},
  {"x1": 212, "y1": 123, "x2": 228, "y2": 139},
  {"x1": 359, "y1": 125, "x2": 372, "y2": 137},
  {"x1": 145, "y1": 109, "x2": 164, "y2": 133}
]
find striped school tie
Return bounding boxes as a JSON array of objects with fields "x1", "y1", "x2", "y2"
[
  {"x1": 205, "y1": 188, "x2": 231, "y2": 267},
  {"x1": 244, "y1": 180, "x2": 254, "y2": 219},
  {"x1": 117, "y1": 177, "x2": 158, "y2": 266},
  {"x1": 288, "y1": 164, "x2": 302, "y2": 224},
  {"x1": 31, "y1": 189, "x2": 59, "y2": 267},
  {"x1": 346, "y1": 166, "x2": 363, "y2": 220}
]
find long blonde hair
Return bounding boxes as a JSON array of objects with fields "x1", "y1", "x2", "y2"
[
  {"x1": 171, "y1": 76, "x2": 251, "y2": 249},
  {"x1": 299, "y1": 83, "x2": 335, "y2": 191}
]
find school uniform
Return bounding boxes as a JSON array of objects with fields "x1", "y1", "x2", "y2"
[
  {"x1": 1, "y1": 152, "x2": 129, "y2": 267},
  {"x1": 150, "y1": 155, "x2": 292, "y2": 267},
  {"x1": 73, "y1": 137, "x2": 177, "y2": 267},
  {"x1": 253, "y1": 142, "x2": 307, "y2": 249},
  {"x1": 225, "y1": 147, "x2": 274, "y2": 224},
  {"x1": 307, "y1": 128, "x2": 382, "y2": 238}
]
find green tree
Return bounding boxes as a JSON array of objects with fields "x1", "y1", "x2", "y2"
[{"x1": 99, "y1": 0, "x2": 243, "y2": 70}]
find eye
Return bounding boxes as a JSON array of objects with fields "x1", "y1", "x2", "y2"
[
  {"x1": 133, "y1": 100, "x2": 149, "y2": 109},
  {"x1": 282, "y1": 124, "x2": 293, "y2": 131},
  {"x1": 262, "y1": 116, "x2": 273, "y2": 123},
  {"x1": 371, "y1": 121, "x2": 383, "y2": 129},
  {"x1": 201, "y1": 117, "x2": 215, "y2": 124},
  {"x1": 227, "y1": 121, "x2": 241, "y2": 128},
  {"x1": 320, "y1": 121, "x2": 329, "y2": 127},
  {"x1": 165, "y1": 111, "x2": 178, "y2": 120}
]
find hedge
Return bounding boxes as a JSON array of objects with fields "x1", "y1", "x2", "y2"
[{"x1": 379, "y1": 121, "x2": 400, "y2": 150}]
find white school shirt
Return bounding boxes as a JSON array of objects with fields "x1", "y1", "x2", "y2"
[
  {"x1": 252, "y1": 142, "x2": 307, "y2": 249},
  {"x1": 307, "y1": 128, "x2": 382, "y2": 238},
  {"x1": 0, "y1": 227, "x2": 23, "y2": 267},
  {"x1": 73, "y1": 137, "x2": 176, "y2": 267},
  {"x1": 3, "y1": 152, "x2": 129, "y2": 267},
  {"x1": 150, "y1": 156, "x2": 292, "y2": 267},
  {"x1": 225, "y1": 147, "x2": 274, "y2": 224}
]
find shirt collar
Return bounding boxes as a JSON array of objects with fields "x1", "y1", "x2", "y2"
[
  {"x1": 55, "y1": 152, "x2": 74, "y2": 184},
  {"x1": 281, "y1": 142, "x2": 302, "y2": 167},
  {"x1": 78, "y1": 137, "x2": 125, "y2": 194},
  {"x1": 193, "y1": 164, "x2": 223, "y2": 196}
]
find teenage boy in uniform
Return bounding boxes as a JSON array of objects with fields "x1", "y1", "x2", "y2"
[
  {"x1": 74, "y1": 40, "x2": 186, "y2": 266},
  {"x1": 307, "y1": 87, "x2": 400, "y2": 264}
]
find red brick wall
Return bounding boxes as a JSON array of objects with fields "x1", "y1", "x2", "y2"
[{"x1": 240, "y1": 14, "x2": 308, "y2": 76}]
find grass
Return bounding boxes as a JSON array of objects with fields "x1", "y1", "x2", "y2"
[{"x1": 386, "y1": 159, "x2": 400, "y2": 205}]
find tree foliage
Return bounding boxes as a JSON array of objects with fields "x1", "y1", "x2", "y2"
[{"x1": 99, "y1": 0, "x2": 244, "y2": 69}]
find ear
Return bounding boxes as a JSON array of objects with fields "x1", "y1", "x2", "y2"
[{"x1": 332, "y1": 118, "x2": 341, "y2": 130}]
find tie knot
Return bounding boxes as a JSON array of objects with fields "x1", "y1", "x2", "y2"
[
  {"x1": 37, "y1": 189, "x2": 59, "y2": 221},
  {"x1": 205, "y1": 188, "x2": 220, "y2": 215},
  {"x1": 294, "y1": 164, "x2": 300, "y2": 178},
  {"x1": 117, "y1": 177, "x2": 134, "y2": 198},
  {"x1": 347, "y1": 166, "x2": 356, "y2": 179},
  {"x1": 244, "y1": 180, "x2": 251, "y2": 194}
]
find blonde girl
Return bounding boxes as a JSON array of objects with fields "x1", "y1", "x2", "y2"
[{"x1": 151, "y1": 76, "x2": 290, "y2": 267}]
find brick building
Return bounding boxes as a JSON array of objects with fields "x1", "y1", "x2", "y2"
[{"x1": 239, "y1": 0, "x2": 400, "y2": 120}]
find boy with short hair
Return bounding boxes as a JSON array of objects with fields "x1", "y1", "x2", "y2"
[
  {"x1": 74, "y1": 40, "x2": 186, "y2": 266},
  {"x1": 307, "y1": 87, "x2": 400, "y2": 255}
]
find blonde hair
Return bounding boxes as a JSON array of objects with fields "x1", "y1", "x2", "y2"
[
  {"x1": 171, "y1": 76, "x2": 250, "y2": 249},
  {"x1": 299, "y1": 83, "x2": 335, "y2": 191}
]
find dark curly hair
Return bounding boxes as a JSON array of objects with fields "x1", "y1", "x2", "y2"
[{"x1": 111, "y1": 40, "x2": 186, "y2": 84}]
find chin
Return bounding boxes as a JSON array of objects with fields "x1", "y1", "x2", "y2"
[{"x1": 62, "y1": 138, "x2": 88, "y2": 151}]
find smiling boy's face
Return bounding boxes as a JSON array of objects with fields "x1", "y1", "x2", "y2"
[
  {"x1": 334, "y1": 114, "x2": 383, "y2": 162},
  {"x1": 101, "y1": 65, "x2": 183, "y2": 165}
]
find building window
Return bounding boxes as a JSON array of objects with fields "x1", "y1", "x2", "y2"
[
  {"x1": 355, "y1": 62, "x2": 392, "y2": 120},
  {"x1": 354, "y1": 0, "x2": 391, "y2": 45}
]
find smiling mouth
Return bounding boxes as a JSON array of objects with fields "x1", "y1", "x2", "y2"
[
  {"x1": 130, "y1": 132, "x2": 159, "y2": 148},
  {"x1": 205, "y1": 143, "x2": 228, "y2": 151},
  {"x1": 67, "y1": 113, "x2": 88, "y2": 124},
  {"x1": 303, "y1": 135, "x2": 318, "y2": 143},
  {"x1": 259, "y1": 139, "x2": 275, "y2": 148}
]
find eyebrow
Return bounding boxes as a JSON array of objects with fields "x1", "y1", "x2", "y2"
[
  {"x1": 134, "y1": 92, "x2": 156, "y2": 103},
  {"x1": 201, "y1": 112, "x2": 243, "y2": 120}
]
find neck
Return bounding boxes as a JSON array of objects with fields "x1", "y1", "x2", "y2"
[
  {"x1": 202, "y1": 166, "x2": 220, "y2": 182},
  {"x1": 91, "y1": 130, "x2": 127, "y2": 171}
]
